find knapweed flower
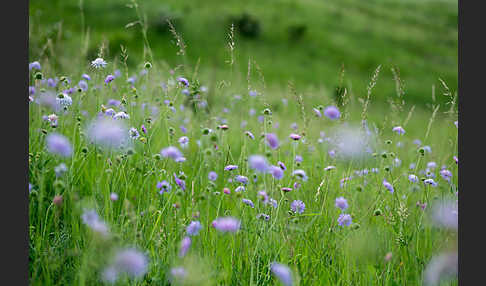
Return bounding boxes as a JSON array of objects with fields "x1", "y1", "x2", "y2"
[
  {"x1": 29, "y1": 61, "x2": 41, "y2": 71},
  {"x1": 141, "y1": 124, "x2": 147, "y2": 134},
  {"x1": 186, "y1": 221, "x2": 202, "y2": 236},
  {"x1": 54, "y1": 163, "x2": 68, "y2": 177},
  {"x1": 270, "y1": 263, "x2": 293, "y2": 286},
  {"x1": 111, "y1": 248, "x2": 148, "y2": 279},
  {"x1": 224, "y1": 164, "x2": 238, "y2": 171},
  {"x1": 91, "y1": 57, "x2": 107, "y2": 69},
  {"x1": 289, "y1": 133, "x2": 301, "y2": 141},
  {"x1": 242, "y1": 198, "x2": 255, "y2": 208},
  {"x1": 424, "y1": 178, "x2": 438, "y2": 187},
  {"x1": 129, "y1": 127, "x2": 140, "y2": 139},
  {"x1": 179, "y1": 236, "x2": 191, "y2": 257},
  {"x1": 248, "y1": 155, "x2": 269, "y2": 173},
  {"x1": 177, "y1": 77, "x2": 189, "y2": 86},
  {"x1": 292, "y1": 169, "x2": 308, "y2": 181},
  {"x1": 382, "y1": 180, "x2": 394, "y2": 193},
  {"x1": 156, "y1": 181, "x2": 171, "y2": 194},
  {"x1": 269, "y1": 165, "x2": 284, "y2": 180},
  {"x1": 281, "y1": 187, "x2": 292, "y2": 193},
  {"x1": 105, "y1": 74, "x2": 115, "y2": 84},
  {"x1": 81, "y1": 209, "x2": 109, "y2": 236},
  {"x1": 408, "y1": 174, "x2": 419, "y2": 183},
  {"x1": 113, "y1": 111, "x2": 130, "y2": 120},
  {"x1": 235, "y1": 175, "x2": 249, "y2": 184},
  {"x1": 290, "y1": 200, "x2": 305, "y2": 214},
  {"x1": 266, "y1": 133, "x2": 280, "y2": 149},
  {"x1": 208, "y1": 171, "x2": 218, "y2": 181},
  {"x1": 337, "y1": 213, "x2": 352, "y2": 226},
  {"x1": 392, "y1": 126, "x2": 405, "y2": 135},
  {"x1": 178, "y1": 136, "x2": 189, "y2": 148},
  {"x1": 335, "y1": 197, "x2": 348, "y2": 211},
  {"x1": 212, "y1": 217, "x2": 241, "y2": 233},
  {"x1": 87, "y1": 118, "x2": 128, "y2": 149},
  {"x1": 46, "y1": 133, "x2": 72, "y2": 157},
  {"x1": 161, "y1": 146, "x2": 185, "y2": 162},
  {"x1": 323, "y1": 106, "x2": 340, "y2": 120}
]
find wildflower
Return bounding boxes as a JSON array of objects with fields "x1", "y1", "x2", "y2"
[
  {"x1": 270, "y1": 263, "x2": 293, "y2": 286},
  {"x1": 249, "y1": 90, "x2": 257, "y2": 97},
  {"x1": 47, "y1": 78, "x2": 58, "y2": 87},
  {"x1": 223, "y1": 188, "x2": 231, "y2": 195},
  {"x1": 248, "y1": 155, "x2": 269, "y2": 173},
  {"x1": 104, "y1": 108, "x2": 116, "y2": 117},
  {"x1": 186, "y1": 221, "x2": 202, "y2": 236},
  {"x1": 107, "y1": 99, "x2": 121, "y2": 106},
  {"x1": 290, "y1": 200, "x2": 305, "y2": 214},
  {"x1": 424, "y1": 178, "x2": 438, "y2": 187},
  {"x1": 46, "y1": 133, "x2": 72, "y2": 157},
  {"x1": 129, "y1": 127, "x2": 140, "y2": 139},
  {"x1": 335, "y1": 197, "x2": 348, "y2": 211},
  {"x1": 82, "y1": 74, "x2": 91, "y2": 81},
  {"x1": 313, "y1": 108, "x2": 322, "y2": 117},
  {"x1": 454, "y1": 121, "x2": 458, "y2": 128},
  {"x1": 257, "y1": 213, "x2": 270, "y2": 221},
  {"x1": 382, "y1": 180, "x2": 394, "y2": 193},
  {"x1": 156, "y1": 181, "x2": 171, "y2": 194},
  {"x1": 278, "y1": 161, "x2": 287, "y2": 170},
  {"x1": 113, "y1": 111, "x2": 130, "y2": 120},
  {"x1": 266, "y1": 133, "x2": 280, "y2": 149},
  {"x1": 53, "y1": 195, "x2": 63, "y2": 206},
  {"x1": 208, "y1": 171, "x2": 218, "y2": 181},
  {"x1": 392, "y1": 126, "x2": 405, "y2": 135},
  {"x1": 56, "y1": 93, "x2": 72, "y2": 108},
  {"x1": 235, "y1": 175, "x2": 249, "y2": 184},
  {"x1": 178, "y1": 136, "x2": 189, "y2": 148},
  {"x1": 324, "y1": 165, "x2": 336, "y2": 171},
  {"x1": 289, "y1": 133, "x2": 301, "y2": 140},
  {"x1": 47, "y1": 114, "x2": 58, "y2": 127},
  {"x1": 54, "y1": 163, "x2": 68, "y2": 177},
  {"x1": 78, "y1": 80, "x2": 88, "y2": 92},
  {"x1": 269, "y1": 198, "x2": 278, "y2": 208},
  {"x1": 337, "y1": 213, "x2": 352, "y2": 226},
  {"x1": 423, "y1": 252, "x2": 458, "y2": 286},
  {"x1": 235, "y1": 186, "x2": 246, "y2": 193},
  {"x1": 281, "y1": 187, "x2": 292, "y2": 193},
  {"x1": 110, "y1": 192, "x2": 119, "y2": 201},
  {"x1": 169, "y1": 267, "x2": 187, "y2": 282},
  {"x1": 105, "y1": 74, "x2": 115, "y2": 84},
  {"x1": 323, "y1": 106, "x2": 340, "y2": 120},
  {"x1": 111, "y1": 248, "x2": 149, "y2": 279},
  {"x1": 292, "y1": 169, "x2": 308, "y2": 181},
  {"x1": 29, "y1": 61, "x2": 41, "y2": 71},
  {"x1": 245, "y1": 130, "x2": 255, "y2": 139},
  {"x1": 453, "y1": 156, "x2": 458, "y2": 165},
  {"x1": 91, "y1": 58, "x2": 107, "y2": 69},
  {"x1": 177, "y1": 77, "x2": 189, "y2": 86},
  {"x1": 29, "y1": 86, "x2": 35, "y2": 95},
  {"x1": 242, "y1": 198, "x2": 255, "y2": 208},
  {"x1": 224, "y1": 164, "x2": 238, "y2": 171},
  {"x1": 141, "y1": 124, "x2": 147, "y2": 134},
  {"x1": 81, "y1": 209, "x2": 109, "y2": 236},
  {"x1": 87, "y1": 118, "x2": 128, "y2": 149},
  {"x1": 408, "y1": 174, "x2": 419, "y2": 183},
  {"x1": 294, "y1": 155, "x2": 303, "y2": 163},
  {"x1": 431, "y1": 200, "x2": 458, "y2": 230},
  {"x1": 174, "y1": 173, "x2": 186, "y2": 191},
  {"x1": 269, "y1": 166, "x2": 284, "y2": 180},
  {"x1": 427, "y1": 161, "x2": 437, "y2": 169},
  {"x1": 212, "y1": 217, "x2": 241, "y2": 233},
  {"x1": 440, "y1": 169, "x2": 452, "y2": 182},
  {"x1": 179, "y1": 237, "x2": 191, "y2": 257},
  {"x1": 161, "y1": 146, "x2": 185, "y2": 162}
]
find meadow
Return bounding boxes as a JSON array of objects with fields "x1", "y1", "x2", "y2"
[{"x1": 29, "y1": 0, "x2": 458, "y2": 285}]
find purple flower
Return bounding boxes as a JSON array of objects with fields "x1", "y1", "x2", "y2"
[
  {"x1": 290, "y1": 200, "x2": 305, "y2": 214},
  {"x1": 112, "y1": 248, "x2": 148, "y2": 278},
  {"x1": 178, "y1": 136, "x2": 189, "y2": 148},
  {"x1": 440, "y1": 169, "x2": 452, "y2": 181},
  {"x1": 242, "y1": 198, "x2": 255, "y2": 208},
  {"x1": 46, "y1": 133, "x2": 72, "y2": 157},
  {"x1": 454, "y1": 121, "x2": 458, "y2": 128},
  {"x1": 249, "y1": 155, "x2": 269, "y2": 173},
  {"x1": 245, "y1": 131, "x2": 255, "y2": 140},
  {"x1": 289, "y1": 133, "x2": 301, "y2": 140},
  {"x1": 81, "y1": 209, "x2": 109, "y2": 236},
  {"x1": 258, "y1": 191, "x2": 269, "y2": 203},
  {"x1": 423, "y1": 252, "x2": 458, "y2": 286},
  {"x1": 161, "y1": 146, "x2": 185, "y2": 162},
  {"x1": 107, "y1": 99, "x2": 121, "y2": 106},
  {"x1": 408, "y1": 174, "x2": 419, "y2": 183},
  {"x1": 110, "y1": 193, "x2": 119, "y2": 201},
  {"x1": 224, "y1": 165, "x2": 238, "y2": 171},
  {"x1": 269, "y1": 165, "x2": 284, "y2": 180},
  {"x1": 313, "y1": 108, "x2": 322, "y2": 117},
  {"x1": 141, "y1": 124, "x2": 147, "y2": 134},
  {"x1": 129, "y1": 127, "x2": 140, "y2": 139},
  {"x1": 257, "y1": 213, "x2": 270, "y2": 221},
  {"x1": 91, "y1": 58, "x2": 107, "y2": 69},
  {"x1": 113, "y1": 111, "x2": 130, "y2": 120},
  {"x1": 270, "y1": 263, "x2": 293, "y2": 286},
  {"x1": 29, "y1": 61, "x2": 41, "y2": 71},
  {"x1": 169, "y1": 267, "x2": 187, "y2": 282},
  {"x1": 294, "y1": 155, "x2": 303, "y2": 163},
  {"x1": 292, "y1": 169, "x2": 308, "y2": 181},
  {"x1": 266, "y1": 133, "x2": 280, "y2": 149},
  {"x1": 382, "y1": 180, "x2": 394, "y2": 193},
  {"x1": 278, "y1": 161, "x2": 287, "y2": 170},
  {"x1": 453, "y1": 156, "x2": 458, "y2": 165},
  {"x1": 177, "y1": 77, "x2": 189, "y2": 86},
  {"x1": 323, "y1": 106, "x2": 340, "y2": 120},
  {"x1": 335, "y1": 197, "x2": 348, "y2": 211},
  {"x1": 179, "y1": 236, "x2": 191, "y2": 257},
  {"x1": 156, "y1": 181, "x2": 171, "y2": 194},
  {"x1": 47, "y1": 78, "x2": 57, "y2": 87},
  {"x1": 104, "y1": 75, "x2": 115, "y2": 84},
  {"x1": 186, "y1": 221, "x2": 202, "y2": 236},
  {"x1": 424, "y1": 178, "x2": 438, "y2": 187},
  {"x1": 431, "y1": 200, "x2": 458, "y2": 230},
  {"x1": 82, "y1": 74, "x2": 91, "y2": 81},
  {"x1": 324, "y1": 165, "x2": 336, "y2": 171},
  {"x1": 337, "y1": 213, "x2": 352, "y2": 226},
  {"x1": 427, "y1": 161, "x2": 437, "y2": 169},
  {"x1": 174, "y1": 173, "x2": 186, "y2": 191},
  {"x1": 269, "y1": 198, "x2": 278, "y2": 208},
  {"x1": 78, "y1": 80, "x2": 88, "y2": 92},
  {"x1": 249, "y1": 90, "x2": 258, "y2": 97},
  {"x1": 212, "y1": 217, "x2": 241, "y2": 233},
  {"x1": 29, "y1": 86, "x2": 35, "y2": 95},
  {"x1": 392, "y1": 126, "x2": 405, "y2": 135},
  {"x1": 235, "y1": 186, "x2": 246, "y2": 192},
  {"x1": 208, "y1": 171, "x2": 218, "y2": 181},
  {"x1": 235, "y1": 175, "x2": 249, "y2": 184},
  {"x1": 87, "y1": 118, "x2": 128, "y2": 149}
]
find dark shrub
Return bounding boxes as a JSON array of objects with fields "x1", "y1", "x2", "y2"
[{"x1": 231, "y1": 13, "x2": 261, "y2": 38}]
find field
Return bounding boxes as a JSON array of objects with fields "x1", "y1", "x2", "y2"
[{"x1": 29, "y1": 0, "x2": 458, "y2": 285}]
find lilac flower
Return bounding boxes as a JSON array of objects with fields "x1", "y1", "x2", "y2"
[
  {"x1": 177, "y1": 136, "x2": 189, "y2": 149},
  {"x1": 248, "y1": 155, "x2": 269, "y2": 173},
  {"x1": 177, "y1": 77, "x2": 189, "y2": 86},
  {"x1": 293, "y1": 182, "x2": 301, "y2": 190},
  {"x1": 269, "y1": 165, "x2": 284, "y2": 180},
  {"x1": 56, "y1": 93, "x2": 72, "y2": 108},
  {"x1": 427, "y1": 161, "x2": 437, "y2": 169},
  {"x1": 82, "y1": 74, "x2": 91, "y2": 81},
  {"x1": 392, "y1": 126, "x2": 405, "y2": 135},
  {"x1": 179, "y1": 236, "x2": 191, "y2": 257},
  {"x1": 29, "y1": 86, "x2": 36, "y2": 95},
  {"x1": 186, "y1": 221, "x2": 202, "y2": 236},
  {"x1": 91, "y1": 58, "x2": 107, "y2": 69},
  {"x1": 337, "y1": 213, "x2": 352, "y2": 226},
  {"x1": 224, "y1": 165, "x2": 238, "y2": 171},
  {"x1": 78, "y1": 80, "x2": 88, "y2": 92},
  {"x1": 424, "y1": 178, "x2": 438, "y2": 187},
  {"x1": 212, "y1": 217, "x2": 241, "y2": 233},
  {"x1": 249, "y1": 108, "x2": 256, "y2": 116},
  {"x1": 110, "y1": 192, "x2": 119, "y2": 201},
  {"x1": 382, "y1": 180, "x2": 394, "y2": 193},
  {"x1": 335, "y1": 197, "x2": 349, "y2": 211},
  {"x1": 289, "y1": 133, "x2": 301, "y2": 141},
  {"x1": 408, "y1": 174, "x2": 419, "y2": 183},
  {"x1": 340, "y1": 177, "x2": 351, "y2": 188},
  {"x1": 423, "y1": 252, "x2": 458, "y2": 286},
  {"x1": 174, "y1": 173, "x2": 186, "y2": 191},
  {"x1": 323, "y1": 106, "x2": 340, "y2": 120},
  {"x1": 107, "y1": 99, "x2": 121, "y2": 106},
  {"x1": 269, "y1": 198, "x2": 278, "y2": 208},
  {"x1": 47, "y1": 114, "x2": 58, "y2": 127},
  {"x1": 156, "y1": 181, "x2": 171, "y2": 194},
  {"x1": 208, "y1": 171, "x2": 218, "y2": 181},
  {"x1": 170, "y1": 267, "x2": 187, "y2": 282},
  {"x1": 281, "y1": 187, "x2": 292, "y2": 193},
  {"x1": 161, "y1": 146, "x2": 185, "y2": 162},
  {"x1": 46, "y1": 133, "x2": 72, "y2": 157},
  {"x1": 54, "y1": 163, "x2": 68, "y2": 177},
  {"x1": 104, "y1": 108, "x2": 116, "y2": 117},
  {"x1": 278, "y1": 161, "x2": 287, "y2": 170},
  {"x1": 129, "y1": 127, "x2": 140, "y2": 139},
  {"x1": 141, "y1": 124, "x2": 147, "y2": 134},
  {"x1": 257, "y1": 213, "x2": 270, "y2": 221},
  {"x1": 113, "y1": 111, "x2": 130, "y2": 120},
  {"x1": 105, "y1": 75, "x2": 115, "y2": 84},
  {"x1": 87, "y1": 118, "x2": 128, "y2": 149},
  {"x1": 292, "y1": 169, "x2": 308, "y2": 181},
  {"x1": 242, "y1": 199, "x2": 255, "y2": 208},
  {"x1": 294, "y1": 155, "x2": 303, "y2": 163},
  {"x1": 440, "y1": 169, "x2": 452, "y2": 182},
  {"x1": 235, "y1": 175, "x2": 249, "y2": 184},
  {"x1": 111, "y1": 248, "x2": 148, "y2": 278},
  {"x1": 81, "y1": 209, "x2": 109, "y2": 236},
  {"x1": 271, "y1": 263, "x2": 293, "y2": 286},
  {"x1": 266, "y1": 133, "x2": 280, "y2": 149},
  {"x1": 235, "y1": 186, "x2": 246, "y2": 192},
  {"x1": 313, "y1": 108, "x2": 322, "y2": 117},
  {"x1": 290, "y1": 200, "x2": 305, "y2": 214},
  {"x1": 324, "y1": 165, "x2": 336, "y2": 171},
  {"x1": 258, "y1": 191, "x2": 269, "y2": 203},
  {"x1": 431, "y1": 200, "x2": 458, "y2": 230},
  {"x1": 245, "y1": 131, "x2": 255, "y2": 140},
  {"x1": 29, "y1": 61, "x2": 41, "y2": 71},
  {"x1": 249, "y1": 90, "x2": 258, "y2": 97},
  {"x1": 47, "y1": 78, "x2": 58, "y2": 87}
]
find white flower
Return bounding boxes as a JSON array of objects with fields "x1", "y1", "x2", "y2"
[
  {"x1": 91, "y1": 57, "x2": 107, "y2": 69},
  {"x1": 113, "y1": 111, "x2": 130, "y2": 120}
]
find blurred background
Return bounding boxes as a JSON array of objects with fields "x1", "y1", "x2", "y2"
[{"x1": 29, "y1": 0, "x2": 457, "y2": 107}]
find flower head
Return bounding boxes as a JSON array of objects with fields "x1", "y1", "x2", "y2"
[
  {"x1": 87, "y1": 118, "x2": 128, "y2": 149},
  {"x1": 179, "y1": 236, "x2": 191, "y2": 257},
  {"x1": 266, "y1": 133, "x2": 280, "y2": 149},
  {"x1": 323, "y1": 106, "x2": 341, "y2": 120},
  {"x1": 292, "y1": 169, "x2": 308, "y2": 181},
  {"x1": 242, "y1": 198, "x2": 255, "y2": 208},
  {"x1": 111, "y1": 248, "x2": 148, "y2": 278},
  {"x1": 224, "y1": 164, "x2": 239, "y2": 171},
  {"x1": 156, "y1": 181, "x2": 172, "y2": 194},
  {"x1": 161, "y1": 146, "x2": 185, "y2": 162},
  {"x1": 392, "y1": 126, "x2": 406, "y2": 135},
  {"x1": 46, "y1": 133, "x2": 73, "y2": 157},
  {"x1": 270, "y1": 263, "x2": 293, "y2": 286},
  {"x1": 129, "y1": 127, "x2": 140, "y2": 139},
  {"x1": 335, "y1": 197, "x2": 349, "y2": 211},
  {"x1": 269, "y1": 165, "x2": 284, "y2": 180},
  {"x1": 208, "y1": 171, "x2": 218, "y2": 181},
  {"x1": 408, "y1": 174, "x2": 419, "y2": 183},
  {"x1": 186, "y1": 221, "x2": 202, "y2": 236},
  {"x1": 212, "y1": 217, "x2": 241, "y2": 233},
  {"x1": 81, "y1": 209, "x2": 109, "y2": 236},
  {"x1": 29, "y1": 61, "x2": 41, "y2": 71},
  {"x1": 105, "y1": 74, "x2": 115, "y2": 84},
  {"x1": 382, "y1": 179, "x2": 394, "y2": 193},
  {"x1": 249, "y1": 155, "x2": 269, "y2": 173},
  {"x1": 91, "y1": 58, "x2": 107, "y2": 69},
  {"x1": 337, "y1": 213, "x2": 352, "y2": 226},
  {"x1": 290, "y1": 200, "x2": 305, "y2": 214}
]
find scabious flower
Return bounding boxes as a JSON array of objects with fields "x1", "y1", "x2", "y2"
[
  {"x1": 313, "y1": 108, "x2": 322, "y2": 117},
  {"x1": 440, "y1": 169, "x2": 452, "y2": 182},
  {"x1": 129, "y1": 127, "x2": 140, "y2": 139},
  {"x1": 208, "y1": 171, "x2": 218, "y2": 181},
  {"x1": 245, "y1": 130, "x2": 255, "y2": 140},
  {"x1": 249, "y1": 90, "x2": 258, "y2": 97},
  {"x1": 179, "y1": 237, "x2": 191, "y2": 257},
  {"x1": 174, "y1": 173, "x2": 186, "y2": 191},
  {"x1": 81, "y1": 209, "x2": 109, "y2": 236},
  {"x1": 453, "y1": 156, "x2": 458, "y2": 165},
  {"x1": 289, "y1": 133, "x2": 301, "y2": 141},
  {"x1": 269, "y1": 198, "x2": 278, "y2": 208},
  {"x1": 431, "y1": 200, "x2": 458, "y2": 230},
  {"x1": 156, "y1": 181, "x2": 171, "y2": 194},
  {"x1": 78, "y1": 80, "x2": 88, "y2": 92},
  {"x1": 212, "y1": 217, "x2": 241, "y2": 233},
  {"x1": 424, "y1": 178, "x2": 438, "y2": 187},
  {"x1": 257, "y1": 213, "x2": 270, "y2": 221},
  {"x1": 178, "y1": 136, "x2": 189, "y2": 148},
  {"x1": 224, "y1": 164, "x2": 238, "y2": 171},
  {"x1": 235, "y1": 175, "x2": 249, "y2": 184},
  {"x1": 392, "y1": 126, "x2": 406, "y2": 135},
  {"x1": 56, "y1": 93, "x2": 73, "y2": 108},
  {"x1": 177, "y1": 77, "x2": 189, "y2": 86},
  {"x1": 110, "y1": 248, "x2": 148, "y2": 279},
  {"x1": 270, "y1": 263, "x2": 293, "y2": 286},
  {"x1": 82, "y1": 74, "x2": 91, "y2": 81},
  {"x1": 186, "y1": 221, "x2": 202, "y2": 236},
  {"x1": 278, "y1": 161, "x2": 286, "y2": 170},
  {"x1": 249, "y1": 155, "x2": 269, "y2": 173},
  {"x1": 29, "y1": 61, "x2": 41, "y2": 71},
  {"x1": 337, "y1": 213, "x2": 352, "y2": 226},
  {"x1": 269, "y1": 165, "x2": 284, "y2": 180},
  {"x1": 169, "y1": 267, "x2": 187, "y2": 283},
  {"x1": 235, "y1": 186, "x2": 246, "y2": 192},
  {"x1": 161, "y1": 146, "x2": 185, "y2": 162},
  {"x1": 409, "y1": 174, "x2": 419, "y2": 183},
  {"x1": 47, "y1": 113, "x2": 58, "y2": 127},
  {"x1": 423, "y1": 252, "x2": 458, "y2": 286},
  {"x1": 46, "y1": 133, "x2": 72, "y2": 157},
  {"x1": 323, "y1": 106, "x2": 340, "y2": 120},
  {"x1": 242, "y1": 198, "x2": 255, "y2": 208},
  {"x1": 383, "y1": 180, "x2": 394, "y2": 193},
  {"x1": 427, "y1": 161, "x2": 437, "y2": 169},
  {"x1": 266, "y1": 133, "x2": 280, "y2": 149},
  {"x1": 292, "y1": 169, "x2": 308, "y2": 181},
  {"x1": 105, "y1": 74, "x2": 115, "y2": 84},
  {"x1": 54, "y1": 163, "x2": 68, "y2": 177},
  {"x1": 113, "y1": 111, "x2": 130, "y2": 120},
  {"x1": 290, "y1": 200, "x2": 305, "y2": 214},
  {"x1": 91, "y1": 57, "x2": 107, "y2": 69},
  {"x1": 87, "y1": 118, "x2": 128, "y2": 149},
  {"x1": 335, "y1": 197, "x2": 348, "y2": 211}
]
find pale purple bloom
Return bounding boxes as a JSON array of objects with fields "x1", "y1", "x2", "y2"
[
  {"x1": 323, "y1": 106, "x2": 340, "y2": 120},
  {"x1": 392, "y1": 126, "x2": 405, "y2": 135},
  {"x1": 249, "y1": 108, "x2": 256, "y2": 116},
  {"x1": 293, "y1": 182, "x2": 301, "y2": 190},
  {"x1": 87, "y1": 118, "x2": 128, "y2": 149},
  {"x1": 289, "y1": 133, "x2": 301, "y2": 140},
  {"x1": 29, "y1": 61, "x2": 41, "y2": 71},
  {"x1": 104, "y1": 108, "x2": 116, "y2": 117},
  {"x1": 313, "y1": 108, "x2": 322, "y2": 117},
  {"x1": 324, "y1": 165, "x2": 336, "y2": 171},
  {"x1": 174, "y1": 173, "x2": 186, "y2": 191},
  {"x1": 258, "y1": 191, "x2": 269, "y2": 203},
  {"x1": 335, "y1": 197, "x2": 348, "y2": 211},
  {"x1": 249, "y1": 90, "x2": 257, "y2": 97},
  {"x1": 257, "y1": 213, "x2": 270, "y2": 221},
  {"x1": 179, "y1": 237, "x2": 191, "y2": 257},
  {"x1": 290, "y1": 123, "x2": 298, "y2": 130},
  {"x1": 46, "y1": 133, "x2": 72, "y2": 157},
  {"x1": 245, "y1": 131, "x2": 255, "y2": 140},
  {"x1": 224, "y1": 165, "x2": 238, "y2": 171},
  {"x1": 161, "y1": 146, "x2": 184, "y2": 162},
  {"x1": 290, "y1": 200, "x2": 305, "y2": 214},
  {"x1": 107, "y1": 99, "x2": 121, "y2": 106},
  {"x1": 212, "y1": 217, "x2": 241, "y2": 233},
  {"x1": 431, "y1": 200, "x2": 458, "y2": 230},
  {"x1": 269, "y1": 165, "x2": 284, "y2": 180},
  {"x1": 91, "y1": 58, "x2": 107, "y2": 69},
  {"x1": 235, "y1": 186, "x2": 246, "y2": 192},
  {"x1": 281, "y1": 187, "x2": 292, "y2": 193},
  {"x1": 129, "y1": 127, "x2": 140, "y2": 139},
  {"x1": 454, "y1": 121, "x2": 458, "y2": 128},
  {"x1": 271, "y1": 263, "x2": 293, "y2": 286},
  {"x1": 269, "y1": 198, "x2": 278, "y2": 208},
  {"x1": 453, "y1": 156, "x2": 458, "y2": 165},
  {"x1": 294, "y1": 155, "x2": 303, "y2": 163},
  {"x1": 54, "y1": 163, "x2": 68, "y2": 177},
  {"x1": 409, "y1": 163, "x2": 416, "y2": 170},
  {"x1": 235, "y1": 175, "x2": 249, "y2": 184},
  {"x1": 141, "y1": 124, "x2": 147, "y2": 134},
  {"x1": 242, "y1": 198, "x2": 255, "y2": 208},
  {"x1": 56, "y1": 93, "x2": 72, "y2": 108},
  {"x1": 409, "y1": 174, "x2": 419, "y2": 183},
  {"x1": 383, "y1": 180, "x2": 394, "y2": 193},
  {"x1": 328, "y1": 149, "x2": 336, "y2": 158},
  {"x1": 249, "y1": 155, "x2": 269, "y2": 173},
  {"x1": 110, "y1": 192, "x2": 119, "y2": 201},
  {"x1": 278, "y1": 161, "x2": 286, "y2": 170},
  {"x1": 427, "y1": 161, "x2": 437, "y2": 169},
  {"x1": 156, "y1": 181, "x2": 171, "y2": 194},
  {"x1": 423, "y1": 252, "x2": 457, "y2": 286},
  {"x1": 170, "y1": 267, "x2": 187, "y2": 282},
  {"x1": 105, "y1": 75, "x2": 115, "y2": 84},
  {"x1": 78, "y1": 80, "x2": 88, "y2": 92},
  {"x1": 208, "y1": 171, "x2": 218, "y2": 181},
  {"x1": 113, "y1": 111, "x2": 130, "y2": 120},
  {"x1": 423, "y1": 146, "x2": 432, "y2": 153},
  {"x1": 292, "y1": 169, "x2": 308, "y2": 181},
  {"x1": 29, "y1": 86, "x2": 35, "y2": 95},
  {"x1": 338, "y1": 213, "x2": 352, "y2": 226},
  {"x1": 177, "y1": 77, "x2": 189, "y2": 86},
  {"x1": 266, "y1": 133, "x2": 279, "y2": 149},
  {"x1": 186, "y1": 221, "x2": 202, "y2": 236},
  {"x1": 47, "y1": 78, "x2": 57, "y2": 87},
  {"x1": 178, "y1": 136, "x2": 189, "y2": 148},
  {"x1": 424, "y1": 178, "x2": 438, "y2": 187},
  {"x1": 82, "y1": 74, "x2": 91, "y2": 81},
  {"x1": 112, "y1": 248, "x2": 148, "y2": 278},
  {"x1": 81, "y1": 209, "x2": 109, "y2": 236},
  {"x1": 440, "y1": 169, "x2": 452, "y2": 181}
]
